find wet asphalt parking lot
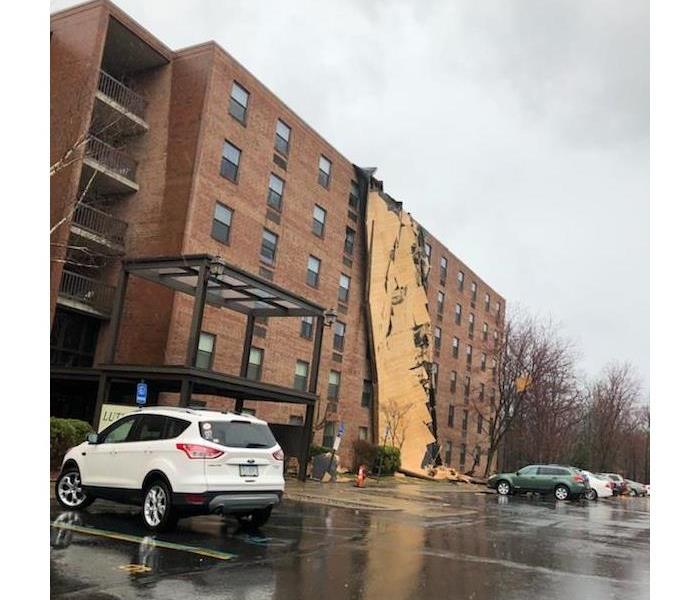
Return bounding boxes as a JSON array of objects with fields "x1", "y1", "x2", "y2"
[{"x1": 50, "y1": 487, "x2": 649, "y2": 600}]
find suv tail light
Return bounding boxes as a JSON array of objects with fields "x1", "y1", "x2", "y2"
[
  {"x1": 176, "y1": 443, "x2": 224, "y2": 459},
  {"x1": 272, "y1": 449, "x2": 284, "y2": 461},
  {"x1": 573, "y1": 473, "x2": 584, "y2": 483}
]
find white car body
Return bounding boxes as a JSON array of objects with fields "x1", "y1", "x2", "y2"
[
  {"x1": 581, "y1": 470, "x2": 613, "y2": 499},
  {"x1": 57, "y1": 407, "x2": 285, "y2": 527}
]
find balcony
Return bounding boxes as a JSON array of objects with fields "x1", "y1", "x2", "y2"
[
  {"x1": 94, "y1": 70, "x2": 148, "y2": 134},
  {"x1": 57, "y1": 271, "x2": 115, "y2": 318},
  {"x1": 70, "y1": 203, "x2": 128, "y2": 254},
  {"x1": 83, "y1": 136, "x2": 139, "y2": 194}
]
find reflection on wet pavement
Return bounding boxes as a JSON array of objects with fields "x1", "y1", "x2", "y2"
[{"x1": 51, "y1": 490, "x2": 649, "y2": 600}]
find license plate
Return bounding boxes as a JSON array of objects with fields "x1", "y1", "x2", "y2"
[{"x1": 239, "y1": 465, "x2": 258, "y2": 477}]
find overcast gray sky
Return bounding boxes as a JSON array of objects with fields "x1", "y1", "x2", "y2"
[{"x1": 51, "y1": 0, "x2": 649, "y2": 390}]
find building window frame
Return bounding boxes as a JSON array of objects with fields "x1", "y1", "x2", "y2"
[
  {"x1": 246, "y1": 347, "x2": 264, "y2": 381},
  {"x1": 229, "y1": 81, "x2": 249, "y2": 124},
  {"x1": 294, "y1": 360, "x2": 309, "y2": 391},
  {"x1": 211, "y1": 201, "x2": 233, "y2": 244},
  {"x1": 260, "y1": 228, "x2": 279, "y2": 264},
  {"x1": 195, "y1": 332, "x2": 216, "y2": 370},
  {"x1": 220, "y1": 140, "x2": 241, "y2": 183},
  {"x1": 267, "y1": 173, "x2": 285, "y2": 211},
  {"x1": 318, "y1": 154, "x2": 332, "y2": 188},
  {"x1": 312, "y1": 204, "x2": 327, "y2": 237},
  {"x1": 306, "y1": 255, "x2": 321, "y2": 288},
  {"x1": 275, "y1": 119, "x2": 291, "y2": 156}
]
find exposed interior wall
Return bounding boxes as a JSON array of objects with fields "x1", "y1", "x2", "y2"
[{"x1": 364, "y1": 190, "x2": 437, "y2": 475}]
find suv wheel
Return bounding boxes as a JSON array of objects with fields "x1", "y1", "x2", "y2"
[
  {"x1": 142, "y1": 480, "x2": 178, "y2": 532},
  {"x1": 496, "y1": 480, "x2": 511, "y2": 496},
  {"x1": 554, "y1": 484, "x2": 570, "y2": 501},
  {"x1": 236, "y1": 506, "x2": 272, "y2": 529},
  {"x1": 55, "y1": 468, "x2": 94, "y2": 510},
  {"x1": 585, "y1": 488, "x2": 598, "y2": 501}
]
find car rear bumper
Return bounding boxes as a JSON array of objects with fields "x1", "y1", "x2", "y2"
[{"x1": 172, "y1": 490, "x2": 283, "y2": 514}]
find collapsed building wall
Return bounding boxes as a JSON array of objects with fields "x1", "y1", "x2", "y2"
[{"x1": 364, "y1": 189, "x2": 439, "y2": 475}]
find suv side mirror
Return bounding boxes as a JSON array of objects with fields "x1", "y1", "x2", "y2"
[
  {"x1": 515, "y1": 471, "x2": 520, "y2": 476},
  {"x1": 87, "y1": 433, "x2": 99, "y2": 444}
]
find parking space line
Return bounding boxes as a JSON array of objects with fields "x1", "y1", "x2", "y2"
[{"x1": 51, "y1": 522, "x2": 236, "y2": 560}]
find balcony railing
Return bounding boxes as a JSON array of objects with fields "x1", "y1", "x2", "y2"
[
  {"x1": 58, "y1": 270, "x2": 115, "y2": 316},
  {"x1": 73, "y1": 203, "x2": 128, "y2": 249},
  {"x1": 85, "y1": 136, "x2": 137, "y2": 183},
  {"x1": 98, "y1": 70, "x2": 147, "y2": 119}
]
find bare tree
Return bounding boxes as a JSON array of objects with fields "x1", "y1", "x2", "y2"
[
  {"x1": 380, "y1": 398, "x2": 413, "y2": 449},
  {"x1": 469, "y1": 310, "x2": 582, "y2": 475}
]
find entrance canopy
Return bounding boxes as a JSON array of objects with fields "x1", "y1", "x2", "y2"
[{"x1": 125, "y1": 254, "x2": 325, "y2": 318}]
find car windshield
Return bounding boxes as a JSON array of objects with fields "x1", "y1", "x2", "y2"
[{"x1": 199, "y1": 420, "x2": 277, "y2": 448}]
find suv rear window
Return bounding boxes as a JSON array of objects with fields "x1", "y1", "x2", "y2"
[{"x1": 199, "y1": 420, "x2": 276, "y2": 448}]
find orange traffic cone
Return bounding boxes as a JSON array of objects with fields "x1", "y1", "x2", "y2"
[{"x1": 355, "y1": 465, "x2": 367, "y2": 488}]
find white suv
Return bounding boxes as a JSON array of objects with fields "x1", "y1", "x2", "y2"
[{"x1": 55, "y1": 407, "x2": 285, "y2": 531}]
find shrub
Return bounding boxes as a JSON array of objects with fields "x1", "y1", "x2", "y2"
[
  {"x1": 352, "y1": 440, "x2": 401, "y2": 474},
  {"x1": 308, "y1": 445, "x2": 333, "y2": 462},
  {"x1": 50, "y1": 417, "x2": 94, "y2": 470}
]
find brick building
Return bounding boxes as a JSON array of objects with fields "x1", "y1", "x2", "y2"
[{"x1": 50, "y1": 0, "x2": 504, "y2": 475}]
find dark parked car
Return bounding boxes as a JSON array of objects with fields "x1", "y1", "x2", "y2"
[
  {"x1": 487, "y1": 464, "x2": 589, "y2": 501},
  {"x1": 624, "y1": 479, "x2": 648, "y2": 496}
]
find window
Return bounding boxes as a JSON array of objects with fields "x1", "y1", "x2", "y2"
[
  {"x1": 306, "y1": 255, "x2": 321, "y2": 287},
  {"x1": 199, "y1": 420, "x2": 276, "y2": 448},
  {"x1": 333, "y1": 321, "x2": 346, "y2": 352},
  {"x1": 480, "y1": 353, "x2": 487, "y2": 371},
  {"x1": 275, "y1": 119, "x2": 291, "y2": 155},
  {"x1": 211, "y1": 202, "x2": 233, "y2": 244},
  {"x1": 462, "y1": 409, "x2": 468, "y2": 432},
  {"x1": 459, "y1": 444, "x2": 467, "y2": 469},
  {"x1": 133, "y1": 414, "x2": 170, "y2": 442},
  {"x1": 495, "y1": 301, "x2": 501, "y2": 319},
  {"x1": 494, "y1": 331, "x2": 499, "y2": 345},
  {"x1": 358, "y1": 426, "x2": 368, "y2": 441},
  {"x1": 455, "y1": 303, "x2": 462, "y2": 325},
  {"x1": 196, "y1": 332, "x2": 215, "y2": 369},
  {"x1": 482, "y1": 322, "x2": 489, "y2": 341},
  {"x1": 437, "y1": 291, "x2": 445, "y2": 314},
  {"x1": 468, "y1": 313, "x2": 475, "y2": 337},
  {"x1": 457, "y1": 271, "x2": 464, "y2": 291},
  {"x1": 267, "y1": 173, "x2": 285, "y2": 210},
  {"x1": 101, "y1": 416, "x2": 137, "y2": 444},
  {"x1": 448, "y1": 405, "x2": 455, "y2": 427},
  {"x1": 338, "y1": 273, "x2": 351, "y2": 303},
  {"x1": 260, "y1": 229, "x2": 278, "y2": 264},
  {"x1": 475, "y1": 446, "x2": 482, "y2": 465},
  {"x1": 434, "y1": 326, "x2": 442, "y2": 350},
  {"x1": 312, "y1": 205, "x2": 326, "y2": 237},
  {"x1": 466, "y1": 344, "x2": 472, "y2": 368},
  {"x1": 220, "y1": 140, "x2": 241, "y2": 182},
  {"x1": 229, "y1": 82, "x2": 249, "y2": 123},
  {"x1": 490, "y1": 388, "x2": 496, "y2": 407},
  {"x1": 246, "y1": 347, "x2": 263, "y2": 380},
  {"x1": 322, "y1": 422, "x2": 336, "y2": 448},
  {"x1": 471, "y1": 281, "x2": 477, "y2": 304},
  {"x1": 294, "y1": 360, "x2": 309, "y2": 391},
  {"x1": 491, "y1": 358, "x2": 497, "y2": 378},
  {"x1": 318, "y1": 155, "x2": 332, "y2": 187},
  {"x1": 444, "y1": 440, "x2": 452, "y2": 466},
  {"x1": 452, "y1": 337, "x2": 460, "y2": 358},
  {"x1": 477, "y1": 413, "x2": 483, "y2": 434},
  {"x1": 361, "y1": 379, "x2": 372, "y2": 407},
  {"x1": 519, "y1": 465, "x2": 538, "y2": 476},
  {"x1": 450, "y1": 370, "x2": 457, "y2": 393},
  {"x1": 344, "y1": 227, "x2": 356, "y2": 255},
  {"x1": 424, "y1": 242, "x2": 432, "y2": 262},
  {"x1": 433, "y1": 363, "x2": 439, "y2": 387},
  {"x1": 328, "y1": 370, "x2": 341, "y2": 400},
  {"x1": 300, "y1": 316, "x2": 314, "y2": 339},
  {"x1": 479, "y1": 383, "x2": 485, "y2": 401},
  {"x1": 289, "y1": 415, "x2": 304, "y2": 426},
  {"x1": 440, "y1": 256, "x2": 448, "y2": 283},
  {"x1": 349, "y1": 180, "x2": 360, "y2": 210},
  {"x1": 485, "y1": 293, "x2": 491, "y2": 312},
  {"x1": 464, "y1": 376, "x2": 471, "y2": 399}
]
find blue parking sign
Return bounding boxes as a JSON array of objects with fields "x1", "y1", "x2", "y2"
[{"x1": 136, "y1": 382, "x2": 148, "y2": 406}]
